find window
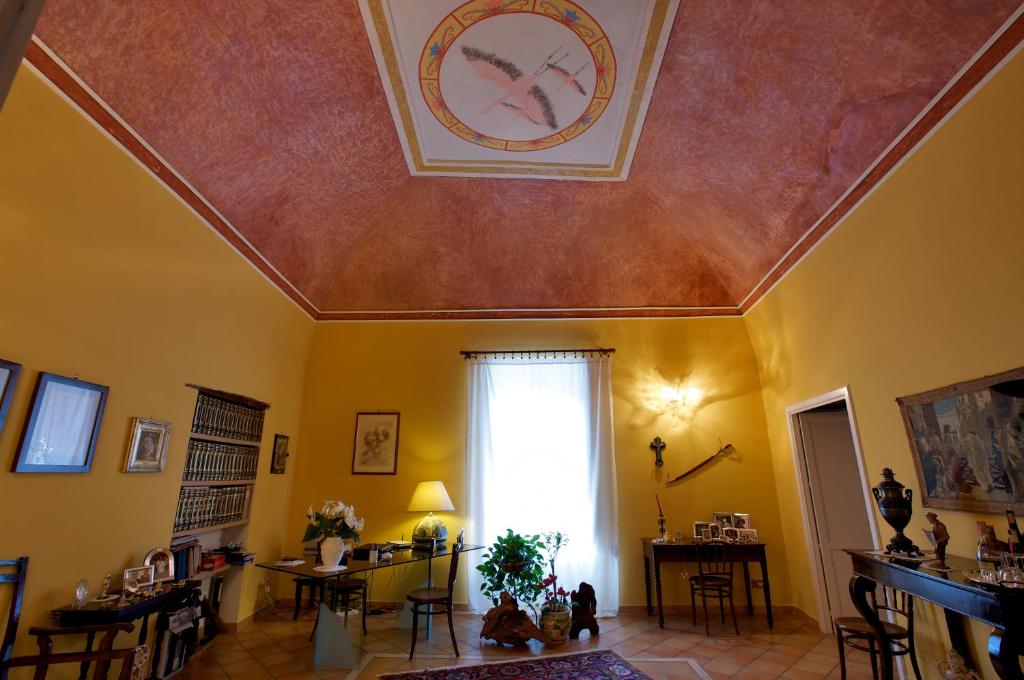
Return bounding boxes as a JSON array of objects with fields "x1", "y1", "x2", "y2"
[{"x1": 466, "y1": 355, "x2": 618, "y2": 613}]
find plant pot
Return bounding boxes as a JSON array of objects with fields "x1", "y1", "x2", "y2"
[
  {"x1": 539, "y1": 607, "x2": 571, "y2": 644},
  {"x1": 501, "y1": 560, "x2": 526, "y2": 574},
  {"x1": 320, "y1": 537, "x2": 344, "y2": 569}
]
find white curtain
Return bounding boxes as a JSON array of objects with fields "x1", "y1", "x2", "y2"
[
  {"x1": 25, "y1": 380, "x2": 101, "y2": 466},
  {"x1": 466, "y1": 354, "x2": 618, "y2": 614}
]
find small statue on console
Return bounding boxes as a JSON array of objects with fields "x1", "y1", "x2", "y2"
[
  {"x1": 925, "y1": 512, "x2": 950, "y2": 563},
  {"x1": 569, "y1": 582, "x2": 599, "y2": 640},
  {"x1": 480, "y1": 592, "x2": 548, "y2": 646}
]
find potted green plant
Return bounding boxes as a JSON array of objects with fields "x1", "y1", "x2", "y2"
[
  {"x1": 538, "y1": 531, "x2": 572, "y2": 643},
  {"x1": 476, "y1": 529, "x2": 545, "y2": 617}
]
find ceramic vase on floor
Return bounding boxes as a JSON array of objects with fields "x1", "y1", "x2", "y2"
[
  {"x1": 539, "y1": 607, "x2": 571, "y2": 644},
  {"x1": 320, "y1": 537, "x2": 344, "y2": 568}
]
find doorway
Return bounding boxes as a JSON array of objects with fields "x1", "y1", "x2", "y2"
[{"x1": 786, "y1": 388, "x2": 879, "y2": 632}]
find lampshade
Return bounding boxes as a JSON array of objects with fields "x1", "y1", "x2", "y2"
[{"x1": 407, "y1": 480, "x2": 455, "y2": 513}]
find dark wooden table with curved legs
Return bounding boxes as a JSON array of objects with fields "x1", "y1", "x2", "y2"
[{"x1": 847, "y1": 549, "x2": 1024, "y2": 680}]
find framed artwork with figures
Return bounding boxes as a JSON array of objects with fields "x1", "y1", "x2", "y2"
[
  {"x1": 271, "y1": 433, "x2": 289, "y2": 474},
  {"x1": 898, "y1": 366, "x2": 1024, "y2": 513},
  {"x1": 13, "y1": 372, "x2": 108, "y2": 473},
  {"x1": 123, "y1": 418, "x2": 171, "y2": 472},
  {"x1": 352, "y1": 411, "x2": 400, "y2": 475}
]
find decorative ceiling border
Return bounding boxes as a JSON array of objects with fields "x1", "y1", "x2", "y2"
[{"x1": 21, "y1": 7, "x2": 1024, "y2": 322}]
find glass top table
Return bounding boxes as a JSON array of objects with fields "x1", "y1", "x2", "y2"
[{"x1": 256, "y1": 544, "x2": 482, "y2": 582}]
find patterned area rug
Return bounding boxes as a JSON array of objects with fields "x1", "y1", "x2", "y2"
[{"x1": 379, "y1": 649, "x2": 651, "y2": 679}]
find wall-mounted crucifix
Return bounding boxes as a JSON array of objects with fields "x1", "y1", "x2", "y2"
[{"x1": 649, "y1": 436, "x2": 666, "y2": 467}]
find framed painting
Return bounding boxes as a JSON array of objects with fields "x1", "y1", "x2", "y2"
[
  {"x1": 352, "y1": 411, "x2": 400, "y2": 475},
  {"x1": 0, "y1": 358, "x2": 21, "y2": 435},
  {"x1": 123, "y1": 418, "x2": 172, "y2": 472},
  {"x1": 271, "y1": 433, "x2": 289, "y2": 474},
  {"x1": 13, "y1": 372, "x2": 109, "y2": 473},
  {"x1": 897, "y1": 366, "x2": 1024, "y2": 513}
]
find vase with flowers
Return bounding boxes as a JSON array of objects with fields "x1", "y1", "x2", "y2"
[
  {"x1": 303, "y1": 500, "x2": 364, "y2": 570},
  {"x1": 538, "y1": 531, "x2": 571, "y2": 643}
]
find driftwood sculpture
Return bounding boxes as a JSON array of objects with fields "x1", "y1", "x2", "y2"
[
  {"x1": 570, "y1": 582, "x2": 599, "y2": 639},
  {"x1": 480, "y1": 592, "x2": 548, "y2": 646}
]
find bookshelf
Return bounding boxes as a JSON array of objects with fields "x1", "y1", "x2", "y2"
[{"x1": 173, "y1": 385, "x2": 268, "y2": 536}]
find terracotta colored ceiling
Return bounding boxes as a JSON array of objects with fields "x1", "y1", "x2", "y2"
[{"x1": 30, "y1": 1, "x2": 1023, "y2": 319}]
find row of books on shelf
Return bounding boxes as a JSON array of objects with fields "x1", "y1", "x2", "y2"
[
  {"x1": 193, "y1": 393, "x2": 264, "y2": 442},
  {"x1": 184, "y1": 439, "x2": 259, "y2": 481},
  {"x1": 170, "y1": 536, "x2": 203, "y2": 578},
  {"x1": 173, "y1": 485, "x2": 250, "y2": 533}
]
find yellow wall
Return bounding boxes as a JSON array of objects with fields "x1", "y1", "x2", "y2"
[
  {"x1": 0, "y1": 64, "x2": 314, "y2": 665},
  {"x1": 288, "y1": 318, "x2": 793, "y2": 609},
  {"x1": 744, "y1": 51, "x2": 1024, "y2": 677}
]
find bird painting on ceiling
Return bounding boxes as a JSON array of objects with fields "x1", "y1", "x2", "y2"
[
  {"x1": 546, "y1": 61, "x2": 588, "y2": 95},
  {"x1": 461, "y1": 45, "x2": 568, "y2": 129}
]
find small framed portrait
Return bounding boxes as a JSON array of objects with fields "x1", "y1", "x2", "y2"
[
  {"x1": 701, "y1": 528, "x2": 713, "y2": 541},
  {"x1": 270, "y1": 433, "x2": 289, "y2": 474},
  {"x1": 124, "y1": 418, "x2": 172, "y2": 472},
  {"x1": 739, "y1": 528, "x2": 759, "y2": 543},
  {"x1": 708, "y1": 524, "x2": 721, "y2": 539},
  {"x1": 0, "y1": 358, "x2": 22, "y2": 435},
  {"x1": 722, "y1": 527, "x2": 740, "y2": 542},
  {"x1": 713, "y1": 512, "x2": 734, "y2": 528},
  {"x1": 693, "y1": 521, "x2": 710, "y2": 538},
  {"x1": 352, "y1": 411, "x2": 400, "y2": 475},
  {"x1": 733, "y1": 513, "x2": 752, "y2": 530},
  {"x1": 122, "y1": 565, "x2": 155, "y2": 593},
  {"x1": 13, "y1": 373, "x2": 109, "y2": 473},
  {"x1": 144, "y1": 547, "x2": 175, "y2": 582}
]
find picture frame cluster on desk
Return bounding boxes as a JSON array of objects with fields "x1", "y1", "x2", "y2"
[{"x1": 693, "y1": 512, "x2": 757, "y2": 543}]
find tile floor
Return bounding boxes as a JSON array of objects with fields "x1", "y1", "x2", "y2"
[{"x1": 176, "y1": 605, "x2": 879, "y2": 680}]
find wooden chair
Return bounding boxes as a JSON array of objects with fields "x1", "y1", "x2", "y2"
[
  {"x1": 406, "y1": 546, "x2": 461, "y2": 660},
  {"x1": 835, "y1": 586, "x2": 922, "y2": 680},
  {"x1": 308, "y1": 578, "x2": 368, "y2": 641},
  {"x1": 2, "y1": 557, "x2": 144, "y2": 680},
  {"x1": 688, "y1": 541, "x2": 739, "y2": 636}
]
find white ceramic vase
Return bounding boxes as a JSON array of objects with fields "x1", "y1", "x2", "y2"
[{"x1": 320, "y1": 537, "x2": 344, "y2": 569}]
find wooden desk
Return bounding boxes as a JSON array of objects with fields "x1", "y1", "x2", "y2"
[
  {"x1": 52, "y1": 581, "x2": 201, "y2": 680},
  {"x1": 847, "y1": 549, "x2": 1024, "y2": 680},
  {"x1": 642, "y1": 538, "x2": 773, "y2": 629}
]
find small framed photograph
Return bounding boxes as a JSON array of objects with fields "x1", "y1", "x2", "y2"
[
  {"x1": 708, "y1": 524, "x2": 721, "y2": 539},
  {"x1": 13, "y1": 373, "x2": 109, "y2": 473},
  {"x1": 352, "y1": 411, "x2": 400, "y2": 475},
  {"x1": 701, "y1": 528, "x2": 713, "y2": 541},
  {"x1": 270, "y1": 433, "x2": 289, "y2": 474},
  {"x1": 144, "y1": 547, "x2": 175, "y2": 582},
  {"x1": 0, "y1": 358, "x2": 22, "y2": 435},
  {"x1": 733, "y1": 513, "x2": 752, "y2": 530},
  {"x1": 122, "y1": 565, "x2": 155, "y2": 593},
  {"x1": 722, "y1": 527, "x2": 740, "y2": 542},
  {"x1": 123, "y1": 418, "x2": 172, "y2": 472},
  {"x1": 693, "y1": 521, "x2": 710, "y2": 538},
  {"x1": 739, "y1": 528, "x2": 759, "y2": 543},
  {"x1": 713, "y1": 512, "x2": 734, "y2": 528}
]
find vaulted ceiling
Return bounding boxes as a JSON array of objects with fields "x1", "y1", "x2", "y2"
[{"x1": 28, "y1": 1, "x2": 1024, "y2": 319}]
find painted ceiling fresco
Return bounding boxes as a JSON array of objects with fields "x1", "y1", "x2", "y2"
[
  {"x1": 30, "y1": 1, "x2": 1024, "y2": 318},
  {"x1": 360, "y1": 0, "x2": 678, "y2": 179}
]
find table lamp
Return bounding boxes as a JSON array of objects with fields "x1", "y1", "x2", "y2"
[{"x1": 407, "y1": 480, "x2": 455, "y2": 551}]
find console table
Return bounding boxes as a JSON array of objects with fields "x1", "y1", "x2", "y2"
[
  {"x1": 642, "y1": 538, "x2": 773, "y2": 629},
  {"x1": 847, "y1": 549, "x2": 1024, "y2": 680}
]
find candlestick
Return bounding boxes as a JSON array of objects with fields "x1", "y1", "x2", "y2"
[{"x1": 656, "y1": 494, "x2": 663, "y2": 516}]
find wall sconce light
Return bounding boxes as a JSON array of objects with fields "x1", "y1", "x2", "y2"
[
  {"x1": 658, "y1": 384, "x2": 702, "y2": 413},
  {"x1": 650, "y1": 436, "x2": 666, "y2": 467}
]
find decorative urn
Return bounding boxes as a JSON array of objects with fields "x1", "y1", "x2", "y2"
[{"x1": 872, "y1": 468, "x2": 922, "y2": 556}]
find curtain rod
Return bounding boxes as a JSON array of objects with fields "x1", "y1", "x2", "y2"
[{"x1": 460, "y1": 348, "x2": 615, "y2": 359}]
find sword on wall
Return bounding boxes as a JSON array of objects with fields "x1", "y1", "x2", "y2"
[{"x1": 666, "y1": 443, "x2": 734, "y2": 485}]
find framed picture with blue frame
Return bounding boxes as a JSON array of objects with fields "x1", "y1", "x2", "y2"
[
  {"x1": 12, "y1": 372, "x2": 109, "y2": 473},
  {"x1": 0, "y1": 358, "x2": 21, "y2": 435}
]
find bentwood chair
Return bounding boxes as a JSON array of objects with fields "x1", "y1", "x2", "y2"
[
  {"x1": 688, "y1": 541, "x2": 740, "y2": 635},
  {"x1": 2, "y1": 557, "x2": 145, "y2": 680},
  {"x1": 406, "y1": 545, "x2": 462, "y2": 660},
  {"x1": 835, "y1": 586, "x2": 922, "y2": 680}
]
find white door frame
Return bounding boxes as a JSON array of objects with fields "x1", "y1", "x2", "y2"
[{"x1": 785, "y1": 386, "x2": 881, "y2": 633}]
